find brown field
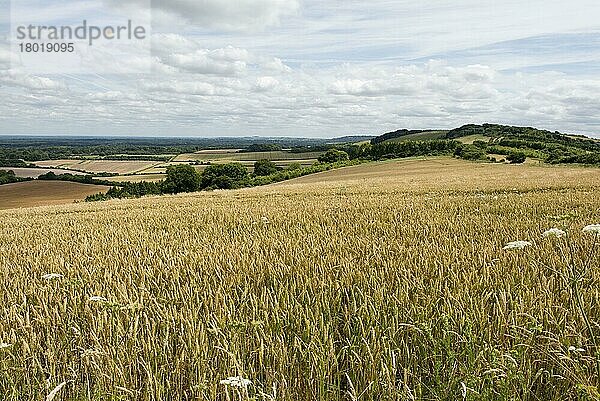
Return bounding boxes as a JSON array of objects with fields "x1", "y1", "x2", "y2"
[
  {"x1": 107, "y1": 174, "x2": 166, "y2": 183},
  {"x1": 34, "y1": 159, "x2": 81, "y2": 168},
  {"x1": 3, "y1": 167, "x2": 86, "y2": 178},
  {"x1": 0, "y1": 181, "x2": 109, "y2": 210},
  {"x1": 196, "y1": 149, "x2": 242, "y2": 154},
  {"x1": 35, "y1": 160, "x2": 159, "y2": 174}
]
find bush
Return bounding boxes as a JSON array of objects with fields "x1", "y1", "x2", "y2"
[
  {"x1": 253, "y1": 159, "x2": 279, "y2": 176},
  {"x1": 454, "y1": 144, "x2": 487, "y2": 161},
  {"x1": 507, "y1": 152, "x2": 527, "y2": 164},
  {"x1": 286, "y1": 163, "x2": 302, "y2": 171},
  {"x1": 0, "y1": 169, "x2": 28, "y2": 185},
  {"x1": 318, "y1": 149, "x2": 349, "y2": 163}
]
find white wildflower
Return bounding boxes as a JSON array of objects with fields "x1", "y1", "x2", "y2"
[
  {"x1": 460, "y1": 382, "x2": 467, "y2": 399},
  {"x1": 42, "y1": 273, "x2": 63, "y2": 280},
  {"x1": 568, "y1": 346, "x2": 585, "y2": 353},
  {"x1": 542, "y1": 228, "x2": 566, "y2": 238},
  {"x1": 503, "y1": 240, "x2": 532, "y2": 250},
  {"x1": 261, "y1": 216, "x2": 269, "y2": 224},
  {"x1": 582, "y1": 224, "x2": 600, "y2": 235},
  {"x1": 0, "y1": 342, "x2": 12, "y2": 350},
  {"x1": 88, "y1": 296, "x2": 108, "y2": 303},
  {"x1": 46, "y1": 381, "x2": 67, "y2": 401},
  {"x1": 220, "y1": 376, "x2": 252, "y2": 388}
]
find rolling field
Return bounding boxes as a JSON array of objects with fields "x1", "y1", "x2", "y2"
[
  {"x1": 0, "y1": 159, "x2": 599, "y2": 400},
  {"x1": 173, "y1": 150, "x2": 323, "y2": 163},
  {"x1": 34, "y1": 160, "x2": 160, "y2": 175},
  {"x1": 383, "y1": 130, "x2": 448, "y2": 143},
  {"x1": 0, "y1": 181, "x2": 109, "y2": 210},
  {"x1": 5, "y1": 167, "x2": 86, "y2": 178},
  {"x1": 106, "y1": 174, "x2": 167, "y2": 183}
]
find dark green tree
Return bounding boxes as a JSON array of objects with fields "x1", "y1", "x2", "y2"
[
  {"x1": 200, "y1": 163, "x2": 249, "y2": 189},
  {"x1": 507, "y1": 152, "x2": 526, "y2": 164},
  {"x1": 318, "y1": 149, "x2": 349, "y2": 163},
  {"x1": 161, "y1": 164, "x2": 201, "y2": 194},
  {"x1": 253, "y1": 159, "x2": 279, "y2": 176}
]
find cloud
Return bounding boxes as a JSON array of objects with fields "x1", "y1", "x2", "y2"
[
  {"x1": 0, "y1": 71, "x2": 65, "y2": 90},
  {"x1": 2, "y1": 0, "x2": 600, "y2": 137},
  {"x1": 163, "y1": 49, "x2": 248, "y2": 76},
  {"x1": 107, "y1": 0, "x2": 300, "y2": 31},
  {"x1": 142, "y1": 80, "x2": 233, "y2": 96}
]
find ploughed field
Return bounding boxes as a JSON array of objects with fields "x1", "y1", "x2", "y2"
[
  {"x1": 0, "y1": 181, "x2": 109, "y2": 210},
  {"x1": 0, "y1": 158, "x2": 599, "y2": 400}
]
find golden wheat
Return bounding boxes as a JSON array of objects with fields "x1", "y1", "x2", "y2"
[{"x1": 0, "y1": 158, "x2": 599, "y2": 400}]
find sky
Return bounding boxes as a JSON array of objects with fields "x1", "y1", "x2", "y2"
[{"x1": 1, "y1": 0, "x2": 600, "y2": 138}]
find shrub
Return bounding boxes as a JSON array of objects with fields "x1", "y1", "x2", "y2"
[
  {"x1": 253, "y1": 160, "x2": 279, "y2": 176},
  {"x1": 507, "y1": 152, "x2": 527, "y2": 164},
  {"x1": 318, "y1": 149, "x2": 349, "y2": 163}
]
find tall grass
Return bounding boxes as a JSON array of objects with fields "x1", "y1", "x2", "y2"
[{"x1": 0, "y1": 160, "x2": 599, "y2": 400}]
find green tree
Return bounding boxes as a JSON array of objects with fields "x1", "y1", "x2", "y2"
[
  {"x1": 318, "y1": 149, "x2": 349, "y2": 163},
  {"x1": 253, "y1": 159, "x2": 279, "y2": 176},
  {"x1": 161, "y1": 164, "x2": 201, "y2": 194},
  {"x1": 454, "y1": 144, "x2": 486, "y2": 161},
  {"x1": 200, "y1": 163, "x2": 249, "y2": 189},
  {"x1": 507, "y1": 152, "x2": 526, "y2": 164}
]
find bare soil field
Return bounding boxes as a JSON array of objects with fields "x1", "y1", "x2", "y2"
[{"x1": 0, "y1": 181, "x2": 109, "y2": 210}]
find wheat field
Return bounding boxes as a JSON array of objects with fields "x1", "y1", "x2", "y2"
[{"x1": 0, "y1": 158, "x2": 599, "y2": 400}]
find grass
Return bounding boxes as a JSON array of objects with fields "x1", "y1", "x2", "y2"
[
  {"x1": 455, "y1": 134, "x2": 492, "y2": 144},
  {"x1": 0, "y1": 181, "x2": 110, "y2": 210},
  {"x1": 0, "y1": 158, "x2": 599, "y2": 400}
]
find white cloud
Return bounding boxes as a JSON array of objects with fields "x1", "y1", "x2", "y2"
[
  {"x1": 2, "y1": 0, "x2": 600, "y2": 137},
  {"x1": 0, "y1": 71, "x2": 65, "y2": 90},
  {"x1": 107, "y1": 0, "x2": 300, "y2": 31},
  {"x1": 164, "y1": 50, "x2": 247, "y2": 76}
]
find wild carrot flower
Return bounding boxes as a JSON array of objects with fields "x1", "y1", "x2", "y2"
[
  {"x1": 42, "y1": 273, "x2": 63, "y2": 280},
  {"x1": 220, "y1": 376, "x2": 252, "y2": 388},
  {"x1": 0, "y1": 342, "x2": 12, "y2": 350},
  {"x1": 583, "y1": 224, "x2": 600, "y2": 235},
  {"x1": 568, "y1": 346, "x2": 585, "y2": 353},
  {"x1": 503, "y1": 240, "x2": 532, "y2": 250},
  {"x1": 542, "y1": 228, "x2": 566, "y2": 238},
  {"x1": 89, "y1": 296, "x2": 108, "y2": 302},
  {"x1": 261, "y1": 217, "x2": 269, "y2": 224},
  {"x1": 46, "y1": 381, "x2": 67, "y2": 401}
]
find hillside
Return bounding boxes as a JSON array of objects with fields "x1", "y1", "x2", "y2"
[
  {"x1": 370, "y1": 129, "x2": 447, "y2": 144},
  {"x1": 1, "y1": 158, "x2": 599, "y2": 399},
  {"x1": 369, "y1": 123, "x2": 600, "y2": 165}
]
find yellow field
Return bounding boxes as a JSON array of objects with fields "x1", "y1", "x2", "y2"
[
  {"x1": 0, "y1": 158, "x2": 599, "y2": 400},
  {"x1": 0, "y1": 181, "x2": 109, "y2": 210}
]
